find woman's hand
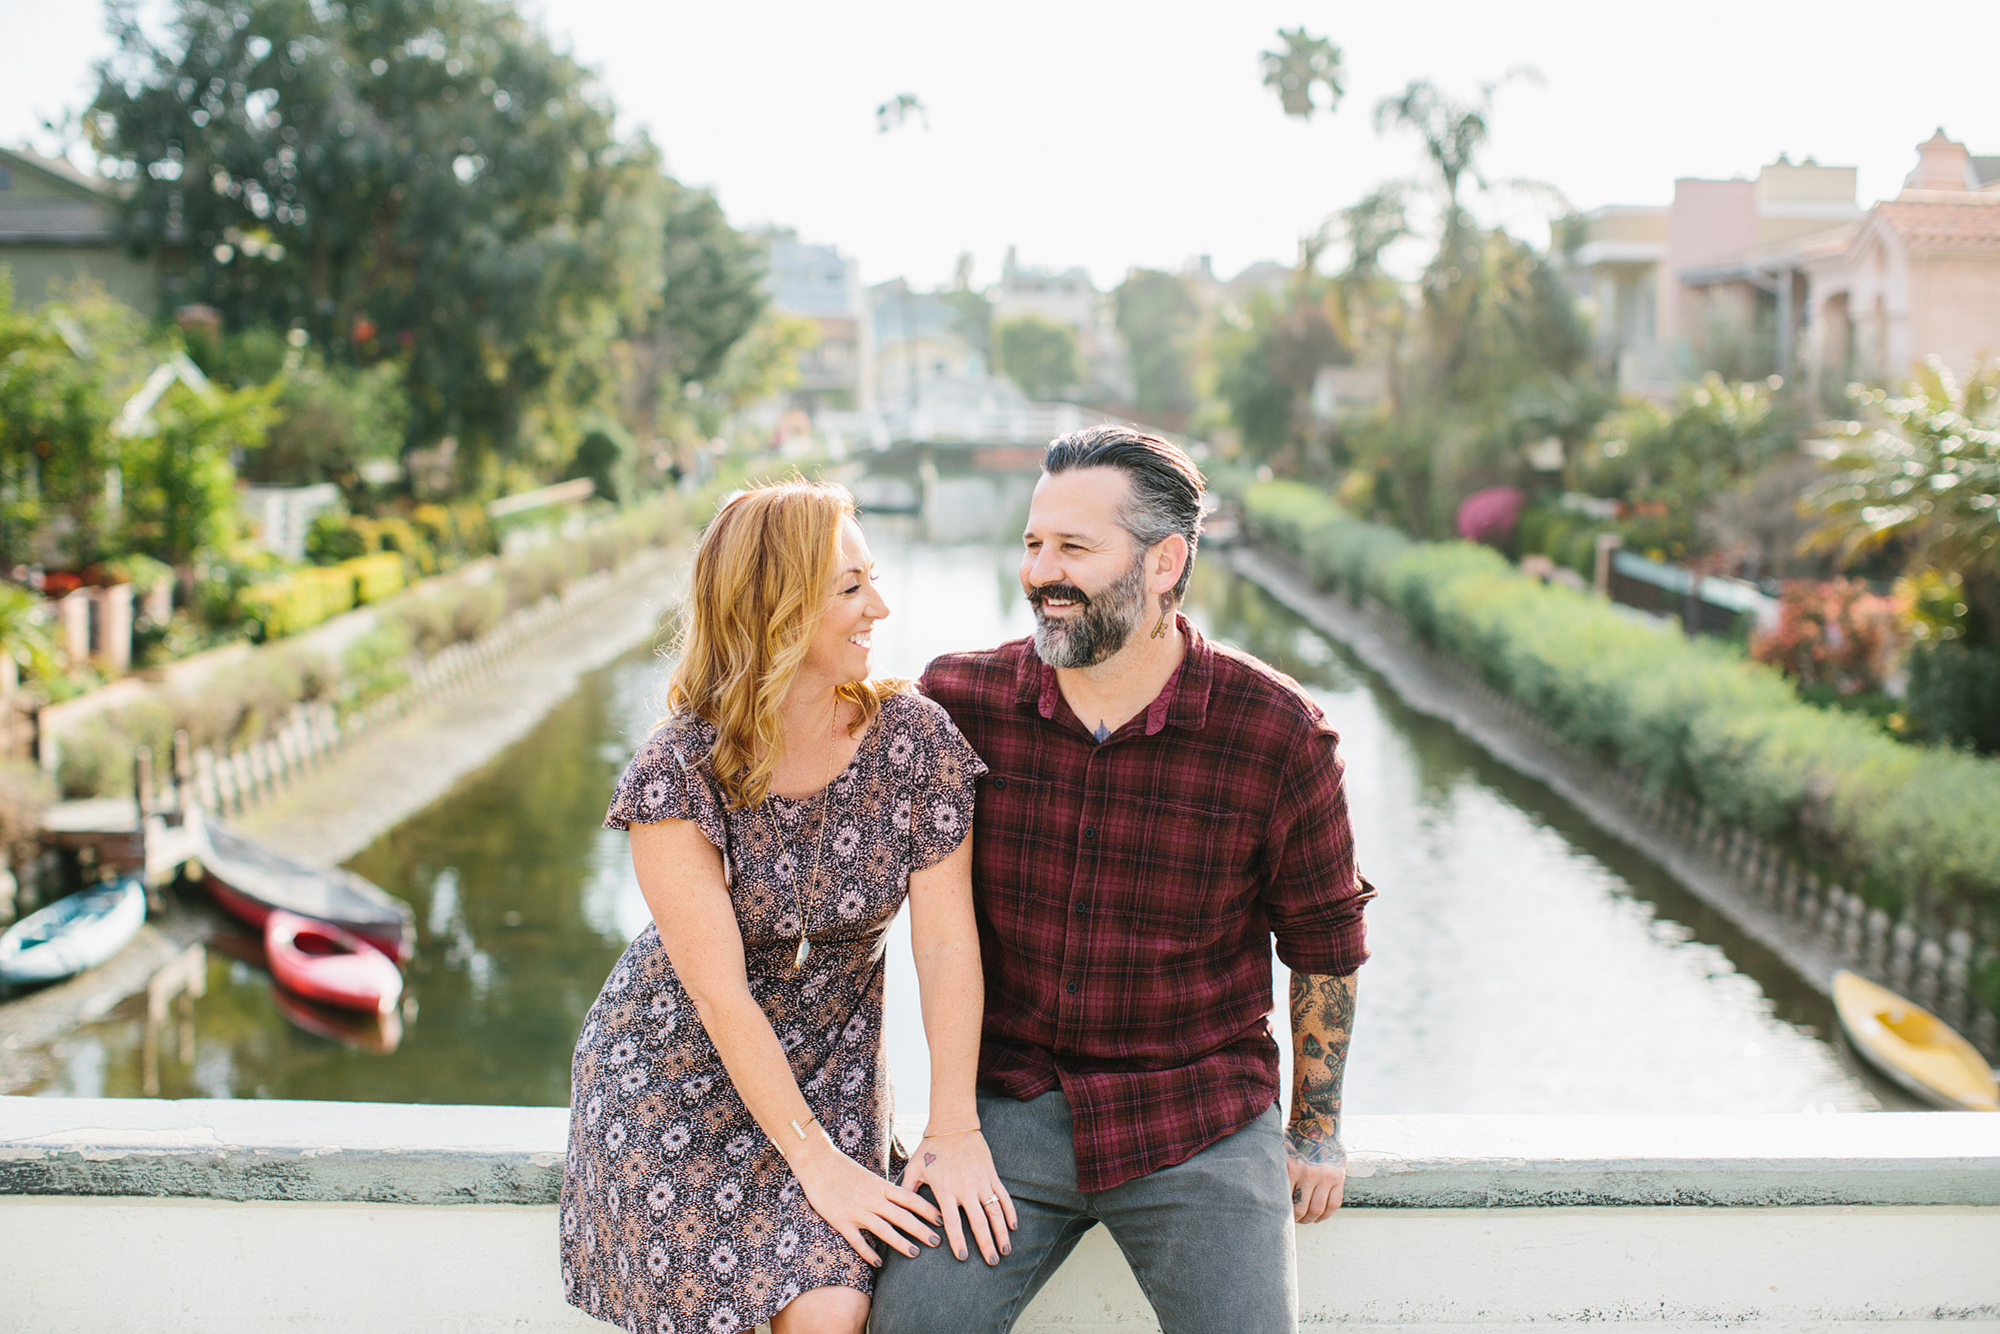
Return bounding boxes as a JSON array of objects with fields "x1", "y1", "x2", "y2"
[
  {"x1": 901, "y1": 1131, "x2": 1016, "y2": 1265},
  {"x1": 793, "y1": 1139, "x2": 945, "y2": 1268}
]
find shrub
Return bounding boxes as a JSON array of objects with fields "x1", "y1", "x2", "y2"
[
  {"x1": 345, "y1": 552, "x2": 405, "y2": 604},
  {"x1": 1240, "y1": 479, "x2": 2000, "y2": 929},
  {"x1": 1750, "y1": 579, "x2": 1906, "y2": 697},
  {"x1": 240, "y1": 566, "x2": 358, "y2": 640},
  {"x1": 1904, "y1": 640, "x2": 2000, "y2": 754}
]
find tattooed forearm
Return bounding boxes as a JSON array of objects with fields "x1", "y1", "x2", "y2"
[{"x1": 1286, "y1": 970, "x2": 1356, "y2": 1165}]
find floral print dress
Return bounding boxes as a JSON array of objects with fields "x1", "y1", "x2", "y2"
[{"x1": 562, "y1": 690, "x2": 985, "y2": 1334}]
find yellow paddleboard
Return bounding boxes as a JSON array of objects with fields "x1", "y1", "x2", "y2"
[{"x1": 1832, "y1": 970, "x2": 1998, "y2": 1112}]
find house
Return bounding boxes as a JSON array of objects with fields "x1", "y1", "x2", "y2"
[
  {"x1": 1793, "y1": 130, "x2": 2000, "y2": 397},
  {"x1": 0, "y1": 146, "x2": 155, "y2": 312},
  {"x1": 760, "y1": 228, "x2": 874, "y2": 413},
  {"x1": 868, "y1": 278, "x2": 998, "y2": 412},
  {"x1": 1576, "y1": 131, "x2": 2000, "y2": 397},
  {"x1": 991, "y1": 246, "x2": 1133, "y2": 401},
  {"x1": 1572, "y1": 154, "x2": 1863, "y2": 391}
]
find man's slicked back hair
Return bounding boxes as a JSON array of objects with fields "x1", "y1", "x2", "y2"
[{"x1": 1043, "y1": 425, "x2": 1207, "y2": 601}]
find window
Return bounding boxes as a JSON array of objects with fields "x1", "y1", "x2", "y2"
[{"x1": 0, "y1": 166, "x2": 11, "y2": 190}]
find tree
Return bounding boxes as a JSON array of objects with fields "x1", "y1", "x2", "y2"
[
  {"x1": 1261, "y1": 29, "x2": 1344, "y2": 121},
  {"x1": 875, "y1": 93, "x2": 928, "y2": 134},
  {"x1": 0, "y1": 276, "x2": 118, "y2": 567},
  {"x1": 89, "y1": 0, "x2": 664, "y2": 480},
  {"x1": 241, "y1": 357, "x2": 410, "y2": 491},
  {"x1": 614, "y1": 182, "x2": 769, "y2": 442},
  {"x1": 654, "y1": 184, "x2": 769, "y2": 390},
  {"x1": 1370, "y1": 73, "x2": 1579, "y2": 403},
  {"x1": 1115, "y1": 270, "x2": 1199, "y2": 423},
  {"x1": 118, "y1": 375, "x2": 276, "y2": 567},
  {"x1": 1212, "y1": 289, "x2": 1344, "y2": 467},
  {"x1": 1812, "y1": 360, "x2": 2000, "y2": 642},
  {"x1": 994, "y1": 315, "x2": 1080, "y2": 401}
]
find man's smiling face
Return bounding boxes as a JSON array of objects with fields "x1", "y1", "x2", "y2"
[{"x1": 1020, "y1": 467, "x2": 1149, "y2": 670}]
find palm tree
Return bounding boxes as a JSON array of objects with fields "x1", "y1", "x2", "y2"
[
  {"x1": 1261, "y1": 29, "x2": 1344, "y2": 122},
  {"x1": 1812, "y1": 359, "x2": 2000, "y2": 641}
]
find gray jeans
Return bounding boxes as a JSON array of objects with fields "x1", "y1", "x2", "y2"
[{"x1": 869, "y1": 1089, "x2": 1297, "y2": 1334}]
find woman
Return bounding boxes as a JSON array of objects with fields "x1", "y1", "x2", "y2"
[{"x1": 562, "y1": 480, "x2": 1013, "y2": 1334}]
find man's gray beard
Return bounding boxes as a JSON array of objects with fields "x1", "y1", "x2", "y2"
[{"x1": 1031, "y1": 556, "x2": 1148, "y2": 669}]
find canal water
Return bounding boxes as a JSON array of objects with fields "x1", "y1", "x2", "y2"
[{"x1": 32, "y1": 521, "x2": 1915, "y2": 1113}]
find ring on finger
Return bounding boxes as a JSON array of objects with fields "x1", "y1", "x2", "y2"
[{"x1": 982, "y1": 1193, "x2": 1000, "y2": 1206}]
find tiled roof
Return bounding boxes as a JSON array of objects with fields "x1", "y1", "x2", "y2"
[{"x1": 1873, "y1": 199, "x2": 2000, "y2": 250}]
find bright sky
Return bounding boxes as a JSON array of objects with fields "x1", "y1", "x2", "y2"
[{"x1": 8, "y1": 0, "x2": 1997, "y2": 291}]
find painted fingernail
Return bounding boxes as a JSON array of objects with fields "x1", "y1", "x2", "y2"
[
  {"x1": 1001, "y1": 1242, "x2": 1012, "y2": 1255},
  {"x1": 928, "y1": 1234, "x2": 939, "y2": 1247},
  {"x1": 956, "y1": 1247, "x2": 967, "y2": 1261}
]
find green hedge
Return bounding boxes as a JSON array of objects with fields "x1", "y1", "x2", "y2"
[
  {"x1": 55, "y1": 493, "x2": 701, "y2": 799},
  {"x1": 240, "y1": 565, "x2": 359, "y2": 639},
  {"x1": 1239, "y1": 480, "x2": 2000, "y2": 935},
  {"x1": 348, "y1": 551, "x2": 406, "y2": 604}
]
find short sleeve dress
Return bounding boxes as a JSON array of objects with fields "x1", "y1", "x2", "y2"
[{"x1": 561, "y1": 689, "x2": 986, "y2": 1334}]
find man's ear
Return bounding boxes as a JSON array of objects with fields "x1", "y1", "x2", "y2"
[{"x1": 1151, "y1": 534, "x2": 1189, "y2": 596}]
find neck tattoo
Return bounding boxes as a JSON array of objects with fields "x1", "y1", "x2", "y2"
[{"x1": 1093, "y1": 720, "x2": 1111, "y2": 743}]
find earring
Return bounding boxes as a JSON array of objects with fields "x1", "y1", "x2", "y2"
[{"x1": 1149, "y1": 594, "x2": 1173, "y2": 640}]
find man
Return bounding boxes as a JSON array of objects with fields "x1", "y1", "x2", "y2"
[{"x1": 871, "y1": 426, "x2": 1372, "y2": 1333}]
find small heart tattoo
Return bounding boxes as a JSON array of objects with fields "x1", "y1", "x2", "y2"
[{"x1": 924, "y1": 1152, "x2": 937, "y2": 1166}]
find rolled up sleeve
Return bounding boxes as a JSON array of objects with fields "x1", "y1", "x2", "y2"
[{"x1": 1260, "y1": 720, "x2": 1373, "y2": 976}]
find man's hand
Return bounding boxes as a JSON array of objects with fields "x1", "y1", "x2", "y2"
[
  {"x1": 1285, "y1": 1125, "x2": 1346, "y2": 1223},
  {"x1": 1286, "y1": 970, "x2": 1356, "y2": 1224}
]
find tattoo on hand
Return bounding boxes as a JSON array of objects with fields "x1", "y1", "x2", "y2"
[{"x1": 924, "y1": 1152, "x2": 936, "y2": 1167}]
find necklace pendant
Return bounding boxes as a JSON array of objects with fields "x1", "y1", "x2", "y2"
[{"x1": 794, "y1": 936, "x2": 811, "y2": 969}]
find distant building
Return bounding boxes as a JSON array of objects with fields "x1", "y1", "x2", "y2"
[
  {"x1": 0, "y1": 147, "x2": 156, "y2": 312},
  {"x1": 1792, "y1": 131, "x2": 2000, "y2": 398},
  {"x1": 991, "y1": 246, "x2": 1133, "y2": 402},
  {"x1": 869, "y1": 278, "x2": 1001, "y2": 412},
  {"x1": 760, "y1": 228, "x2": 873, "y2": 413},
  {"x1": 1572, "y1": 154, "x2": 1864, "y2": 390},
  {"x1": 1574, "y1": 133, "x2": 2000, "y2": 397},
  {"x1": 1178, "y1": 253, "x2": 1290, "y2": 314}
]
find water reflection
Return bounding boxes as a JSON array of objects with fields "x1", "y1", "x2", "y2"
[{"x1": 33, "y1": 518, "x2": 1910, "y2": 1112}]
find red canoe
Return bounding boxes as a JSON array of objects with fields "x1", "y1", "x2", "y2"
[
  {"x1": 265, "y1": 910, "x2": 405, "y2": 1015},
  {"x1": 196, "y1": 811, "x2": 416, "y2": 962}
]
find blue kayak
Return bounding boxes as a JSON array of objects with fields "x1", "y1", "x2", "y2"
[{"x1": 0, "y1": 878, "x2": 148, "y2": 984}]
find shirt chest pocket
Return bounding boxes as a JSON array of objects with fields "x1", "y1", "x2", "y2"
[
  {"x1": 1115, "y1": 801, "x2": 1261, "y2": 939},
  {"x1": 973, "y1": 773, "x2": 1078, "y2": 916}
]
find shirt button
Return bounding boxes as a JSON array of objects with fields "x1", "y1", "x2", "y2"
[
  {"x1": 993, "y1": 776, "x2": 1007, "y2": 790},
  {"x1": 1074, "y1": 900, "x2": 1089, "y2": 913},
  {"x1": 1065, "y1": 981, "x2": 1079, "y2": 994},
  {"x1": 1083, "y1": 827, "x2": 1096, "y2": 841}
]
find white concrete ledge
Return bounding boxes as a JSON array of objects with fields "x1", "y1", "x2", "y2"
[
  {"x1": 4, "y1": 1101, "x2": 1998, "y2": 1333},
  {"x1": 4, "y1": 1098, "x2": 1998, "y2": 1208}
]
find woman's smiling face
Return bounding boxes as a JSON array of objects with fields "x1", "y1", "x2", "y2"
[{"x1": 803, "y1": 515, "x2": 889, "y2": 686}]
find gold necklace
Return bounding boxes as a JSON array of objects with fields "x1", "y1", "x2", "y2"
[{"x1": 780, "y1": 703, "x2": 840, "y2": 970}]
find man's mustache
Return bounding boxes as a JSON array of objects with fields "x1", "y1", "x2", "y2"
[{"x1": 1027, "y1": 583, "x2": 1092, "y2": 611}]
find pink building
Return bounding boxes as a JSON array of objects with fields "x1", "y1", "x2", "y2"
[
  {"x1": 1794, "y1": 131, "x2": 2000, "y2": 398},
  {"x1": 1574, "y1": 155, "x2": 1863, "y2": 392}
]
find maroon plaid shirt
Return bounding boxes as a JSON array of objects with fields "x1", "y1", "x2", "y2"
[{"x1": 920, "y1": 617, "x2": 1371, "y2": 1193}]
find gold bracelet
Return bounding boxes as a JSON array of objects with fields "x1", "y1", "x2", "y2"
[
  {"x1": 790, "y1": 1114, "x2": 820, "y2": 1142},
  {"x1": 922, "y1": 1125, "x2": 982, "y2": 1139}
]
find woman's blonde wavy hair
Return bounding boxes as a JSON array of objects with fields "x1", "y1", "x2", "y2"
[{"x1": 665, "y1": 479, "x2": 899, "y2": 811}]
